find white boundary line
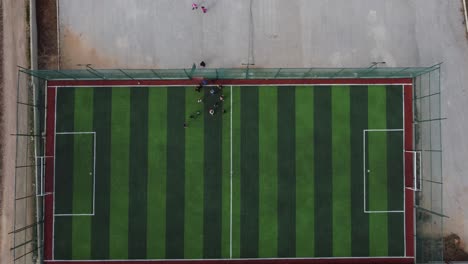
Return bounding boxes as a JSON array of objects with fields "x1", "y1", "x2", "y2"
[
  {"x1": 55, "y1": 131, "x2": 95, "y2": 134},
  {"x1": 363, "y1": 129, "x2": 405, "y2": 214},
  {"x1": 52, "y1": 89, "x2": 57, "y2": 259},
  {"x1": 54, "y1": 132, "x2": 96, "y2": 216},
  {"x1": 56, "y1": 0, "x2": 60, "y2": 69},
  {"x1": 402, "y1": 86, "x2": 406, "y2": 256},
  {"x1": 48, "y1": 256, "x2": 414, "y2": 262},
  {"x1": 229, "y1": 85, "x2": 233, "y2": 259},
  {"x1": 54, "y1": 213, "x2": 94, "y2": 216},
  {"x1": 364, "y1": 129, "x2": 405, "y2": 132},
  {"x1": 52, "y1": 83, "x2": 412, "y2": 88},
  {"x1": 93, "y1": 132, "x2": 96, "y2": 215},
  {"x1": 47, "y1": 84, "x2": 413, "y2": 260}
]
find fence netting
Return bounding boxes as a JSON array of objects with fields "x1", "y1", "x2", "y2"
[
  {"x1": 12, "y1": 70, "x2": 46, "y2": 264},
  {"x1": 413, "y1": 65, "x2": 445, "y2": 263},
  {"x1": 20, "y1": 65, "x2": 439, "y2": 81},
  {"x1": 14, "y1": 65, "x2": 443, "y2": 264}
]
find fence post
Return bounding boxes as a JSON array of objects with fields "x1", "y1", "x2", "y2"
[
  {"x1": 273, "y1": 68, "x2": 282, "y2": 79},
  {"x1": 330, "y1": 68, "x2": 345, "y2": 78},
  {"x1": 150, "y1": 69, "x2": 162, "y2": 79},
  {"x1": 119, "y1": 69, "x2": 137, "y2": 81}
]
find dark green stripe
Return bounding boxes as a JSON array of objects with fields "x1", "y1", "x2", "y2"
[
  {"x1": 231, "y1": 87, "x2": 242, "y2": 258},
  {"x1": 55, "y1": 88, "x2": 75, "y2": 213},
  {"x1": 71, "y1": 134, "x2": 93, "y2": 259},
  {"x1": 295, "y1": 86, "x2": 314, "y2": 257},
  {"x1": 203, "y1": 88, "x2": 223, "y2": 258},
  {"x1": 165, "y1": 87, "x2": 186, "y2": 259},
  {"x1": 277, "y1": 86, "x2": 296, "y2": 257},
  {"x1": 54, "y1": 88, "x2": 75, "y2": 259},
  {"x1": 313, "y1": 86, "x2": 332, "y2": 257},
  {"x1": 54, "y1": 217, "x2": 72, "y2": 259},
  {"x1": 128, "y1": 87, "x2": 149, "y2": 258},
  {"x1": 221, "y1": 87, "x2": 232, "y2": 258},
  {"x1": 350, "y1": 86, "x2": 369, "y2": 256},
  {"x1": 91, "y1": 88, "x2": 112, "y2": 259},
  {"x1": 147, "y1": 87, "x2": 167, "y2": 258},
  {"x1": 240, "y1": 86, "x2": 259, "y2": 258},
  {"x1": 109, "y1": 88, "x2": 130, "y2": 259},
  {"x1": 386, "y1": 85, "x2": 404, "y2": 256}
]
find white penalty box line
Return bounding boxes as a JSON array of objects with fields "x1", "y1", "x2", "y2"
[
  {"x1": 363, "y1": 129, "x2": 405, "y2": 214},
  {"x1": 54, "y1": 131, "x2": 96, "y2": 217}
]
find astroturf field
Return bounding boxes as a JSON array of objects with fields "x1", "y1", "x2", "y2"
[{"x1": 52, "y1": 84, "x2": 406, "y2": 260}]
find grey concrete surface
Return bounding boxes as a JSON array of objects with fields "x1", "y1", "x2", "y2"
[
  {"x1": 58, "y1": 0, "x2": 468, "y2": 246},
  {"x1": 1, "y1": 0, "x2": 30, "y2": 263}
]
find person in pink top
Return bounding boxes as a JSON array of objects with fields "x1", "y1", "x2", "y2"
[
  {"x1": 201, "y1": 6, "x2": 207, "y2": 13},
  {"x1": 192, "y1": 3, "x2": 198, "y2": 10}
]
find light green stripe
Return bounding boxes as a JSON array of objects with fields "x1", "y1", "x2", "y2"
[
  {"x1": 231, "y1": 86, "x2": 241, "y2": 258},
  {"x1": 184, "y1": 87, "x2": 204, "y2": 258},
  {"x1": 221, "y1": 86, "x2": 232, "y2": 258},
  {"x1": 72, "y1": 88, "x2": 93, "y2": 259},
  {"x1": 368, "y1": 85, "x2": 388, "y2": 256},
  {"x1": 147, "y1": 87, "x2": 167, "y2": 259},
  {"x1": 258, "y1": 86, "x2": 278, "y2": 257},
  {"x1": 295, "y1": 86, "x2": 314, "y2": 257},
  {"x1": 331, "y1": 86, "x2": 351, "y2": 256},
  {"x1": 109, "y1": 87, "x2": 130, "y2": 259}
]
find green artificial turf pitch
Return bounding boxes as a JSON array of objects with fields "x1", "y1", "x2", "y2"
[{"x1": 53, "y1": 85, "x2": 405, "y2": 260}]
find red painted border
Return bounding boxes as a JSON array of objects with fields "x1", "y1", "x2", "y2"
[
  {"x1": 47, "y1": 78, "x2": 412, "y2": 87},
  {"x1": 403, "y1": 85, "x2": 415, "y2": 257},
  {"x1": 44, "y1": 87, "x2": 56, "y2": 260},
  {"x1": 44, "y1": 81, "x2": 415, "y2": 263},
  {"x1": 45, "y1": 258, "x2": 414, "y2": 264}
]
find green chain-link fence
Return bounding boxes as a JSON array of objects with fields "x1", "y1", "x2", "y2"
[
  {"x1": 14, "y1": 64, "x2": 443, "y2": 264},
  {"x1": 413, "y1": 65, "x2": 446, "y2": 263},
  {"x1": 19, "y1": 65, "x2": 440, "y2": 81}
]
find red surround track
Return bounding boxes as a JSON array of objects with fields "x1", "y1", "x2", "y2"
[
  {"x1": 45, "y1": 258, "x2": 415, "y2": 264},
  {"x1": 44, "y1": 87, "x2": 56, "y2": 260},
  {"x1": 44, "y1": 79, "x2": 415, "y2": 264},
  {"x1": 404, "y1": 85, "x2": 415, "y2": 257}
]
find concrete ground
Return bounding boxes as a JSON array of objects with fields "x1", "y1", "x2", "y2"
[
  {"x1": 58, "y1": 0, "x2": 468, "y2": 247},
  {"x1": 1, "y1": 0, "x2": 30, "y2": 263}
]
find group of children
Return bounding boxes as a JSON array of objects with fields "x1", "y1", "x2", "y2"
[
  {"x1": 184, "y1": 81, "x2": 226, "y2": 128},
  {"x1": 192, "y1": 3, "x2": 207, "y2": 13}
]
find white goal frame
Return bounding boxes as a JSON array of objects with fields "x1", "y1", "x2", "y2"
[{"x1": 404, "y1": 150, "x2": 422, "y2": 192}]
